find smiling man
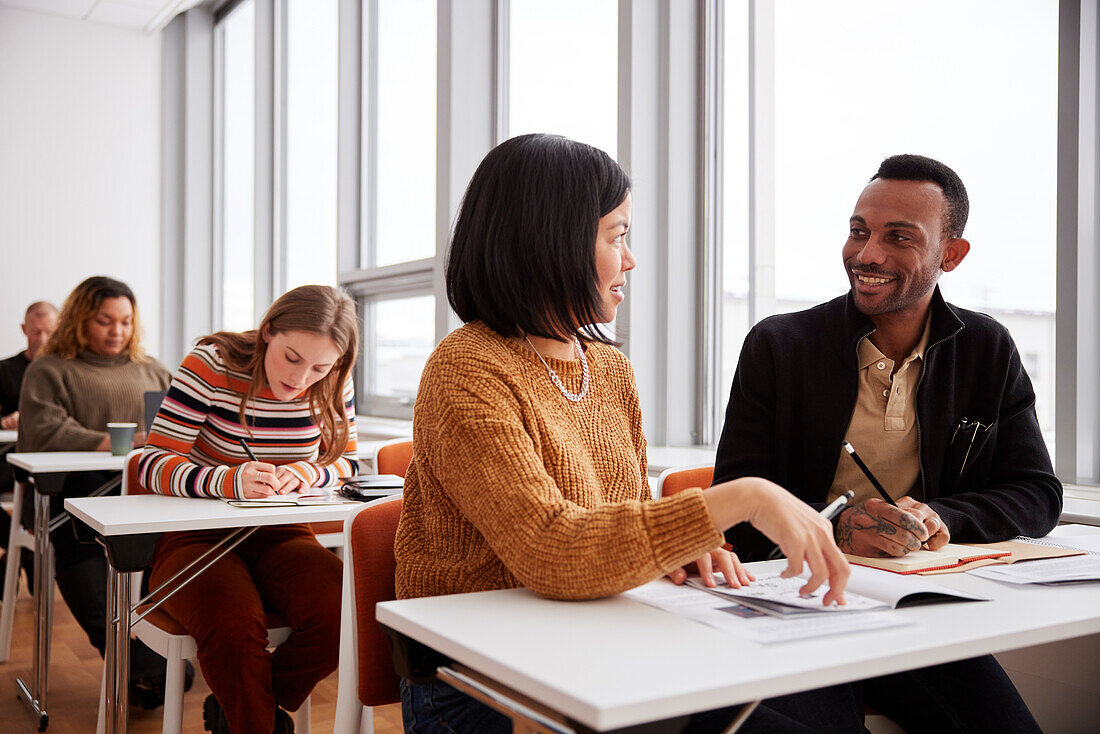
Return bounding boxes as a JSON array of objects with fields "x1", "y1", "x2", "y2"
[{"x1": 712, "y1": 154, "x2": 1056, "y2": 731}]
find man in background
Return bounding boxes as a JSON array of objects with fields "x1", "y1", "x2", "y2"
[
  {"x1": 0, "y1": 301, "x2": 59, "y2": 432},
  {"x1": 1, "y1": 301, "x2": 58, "y2": 594}
]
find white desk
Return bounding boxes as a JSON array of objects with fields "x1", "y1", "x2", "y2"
[
  {"x1": 6, "y1": 451, "x2": 124, "y2": 731},
  {"x1": 64, "y1": 493, "x2": 365, "y2": 734},
  {"x1": 0, "y1": 428, "x2": 17, "y2": 445},
  {"x1": 377, "y1": 557, "x2": 1100, "y2": 732}
]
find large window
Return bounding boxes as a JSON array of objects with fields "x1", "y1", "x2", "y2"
[
  {"x1": 721, "y1": 0, "x2": 1059, "y2": 450},
  {"x1": 200, "y1": 1, "x2": 1093, "y2": 483},
  {"x1": 346, "y1": 0, "x2": 438, "y2": 417},
  {"x1": 219, "y1": 0, "x2": 255, "y2": 332},
  {"x1": 374, "y1": 0, "x2": 437, "y2": 267},
  {"x1": 285, "y1": 0, "x2": 338, "y2": 289},
  {"x1": 508, "y1": 0, "x2": 618, "y2": 157}
]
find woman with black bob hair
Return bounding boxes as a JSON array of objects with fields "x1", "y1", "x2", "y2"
[{"x1": 394, "y1": 134, "x2": 850, "y2": 733}]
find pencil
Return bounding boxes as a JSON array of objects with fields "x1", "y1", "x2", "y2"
[{"x1": 842, "y1": 441, "x2": 898, "y2": 507}]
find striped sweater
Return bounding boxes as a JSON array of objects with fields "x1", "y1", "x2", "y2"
[{"x1": 139, "y1": 343, "x2": 358, "y2": 499}]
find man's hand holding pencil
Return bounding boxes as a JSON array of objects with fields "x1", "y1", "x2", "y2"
[{"x1": 835, "y1": 441, "x2": 950, "y2": 556}]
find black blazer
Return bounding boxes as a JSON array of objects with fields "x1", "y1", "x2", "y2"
[{"x1": 714, "y1": 287, "x2": 1062, "y2": 561}]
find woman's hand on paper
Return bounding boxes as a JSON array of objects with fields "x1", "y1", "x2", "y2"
[
  {"x1": 704, "y1": 477, "x2": 849, "y2": 606},
  {"x1": 272, "y1": 465, "x2": 307, "y2": 494},
  {"x1": 240, "y1": 460, "x2": 279, "y2": 498},
  {"x1": 667, "y1": 547, "x2": 754, "y2": 589},
  {"x1": 834, "y1": 498, "x2": 938, "y2": 557}
]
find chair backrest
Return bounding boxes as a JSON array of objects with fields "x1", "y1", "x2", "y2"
[
  {"x1": 122, "y1": 448, "x2": 151, "y2": 496},
  {"x1": 344, "y1": 496, "x2": 404, "y2": 706},
  {"x1": 656, "y1": 465, "x2": 714, "y2": 499},
  {"x1": 143, "y1": 390, "x2": 168, "y2": 434},
  {"x1": 373, "y1": 439, "x2": 413, "y2": 478}
]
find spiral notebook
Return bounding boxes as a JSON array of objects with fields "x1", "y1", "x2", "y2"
[{"x1": 967, "y1": 535, "x2": 1100, "y2": 584}]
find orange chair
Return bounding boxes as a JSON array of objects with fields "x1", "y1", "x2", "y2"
[
  {"x1": 656, "y1": 464, "x2": 713, "y2": 499},
  {"x1": 333, "y1": 496, "x2": 404, "y2": 733},
  {"x1": 656, "y1": 465, "x2": 736, "y2": 554},
  {"x1": 373, "y1": 439, "x2": 413, "y2": 477}
]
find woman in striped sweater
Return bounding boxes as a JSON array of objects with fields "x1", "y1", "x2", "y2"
[{"x1": 140, "y1": 285, "x2": 359, "y2": 734}]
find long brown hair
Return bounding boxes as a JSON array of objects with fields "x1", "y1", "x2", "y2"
[
  {"x1": 200, "y1": 285, "x2": 359, "y2": 465},
  {"x1": 43, "y1": 276, "x2": 149, "y2": 362}
]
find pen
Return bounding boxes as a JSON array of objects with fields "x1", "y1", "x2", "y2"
[
  {"x1": 767, "y1": 490, "x2": 855, "y2": 560},
  {"x1": 842, "y1": 441, "x2": 897, "y2": 507},
  {"x1": 820, "y1": 489, "x2": 855, "y2": 522},
  {"x1": 237, "y1": 437, "x2": 259, "y2": 462}
]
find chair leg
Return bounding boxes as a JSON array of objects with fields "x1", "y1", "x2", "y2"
[
  {"x1": 96, "y1": 659, "x2": 107, "y2": 734},
  {"x1": 0, "y1": 524, "x2": 21, "y2": 662},
  {"x1": 0, "y1": 481, "x2": 26, "y2": 662},
  {"x1": 296, "y1": 694, "x2": 311, "y2": 734},
  {"x1": 362, "y1": 706, "x2": 374, "y2": 734},
  {"x1": 162, "y1": 639, "x2": 186, "y2": 734}
]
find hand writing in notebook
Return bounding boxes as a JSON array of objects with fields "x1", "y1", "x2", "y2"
[
  {"x1": 835, "y1": 496, "x2": 950, "y2": 557},
  {"x1": 239, "y1": 460, "x2": 280, "y2": 498}
]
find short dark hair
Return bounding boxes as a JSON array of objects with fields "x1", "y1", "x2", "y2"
[
  {"x1": 446, "y1": 134, "x2": 631, "y2": 343},
  {"x1": 871, "y1": 154, "x2": 969, "y2": 238}
]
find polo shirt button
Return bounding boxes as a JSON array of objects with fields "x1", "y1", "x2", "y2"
[
  {"x1": 877, "y1": 362, "x2": 886, "y2": 370},
  {"x1": 882, "y1": 389, "x2": 889, "y2": 397}
]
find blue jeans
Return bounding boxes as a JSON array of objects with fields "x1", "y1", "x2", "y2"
[
  {"x1": 765, "y1": 655, "x2": 1041, "y2": 733},
  {"x1": 400, "y1": 678, "x2": 817, "y2": 733}
]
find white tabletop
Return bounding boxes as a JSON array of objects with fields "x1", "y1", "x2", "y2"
[
  {"x1": 377, "y1": 553, "x2": 1100, "y2": 731},
  {"x1": 0, "y1": 429, "x2": 17, "y2": 444},
  {"x1": 7, "y1": 451, "x2": 125, "y2": 474},
  {"x1": 65, "y1": 493, "x2": 362, "y2": 536}
]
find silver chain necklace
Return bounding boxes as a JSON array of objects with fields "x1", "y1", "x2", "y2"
[{"x1": 524, "y1": 335, "x2": 589, "y2": 402}]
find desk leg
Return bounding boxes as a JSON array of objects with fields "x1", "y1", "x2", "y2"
[
  {"x1": 104, "y1": 566, "x2": 131, "y2": 734},
  {"x1": 720, "y1": 700, "x2": 760, "y2": 734},
  {"x1": 15, "y1": 489, "x2": 52, "y2": 731}
]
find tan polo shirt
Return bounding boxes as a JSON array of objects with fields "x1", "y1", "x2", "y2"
[{"x1": 828, "y1": 316, "x2": 932, "y2": 504}]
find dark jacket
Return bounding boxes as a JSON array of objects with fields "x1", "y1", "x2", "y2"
[
  {"x1": 714, "y1": 287, "x2": 1062, "y2": 561},
  {"x1": 0, "y1": 351, "x2": 30, "y2": 417}
]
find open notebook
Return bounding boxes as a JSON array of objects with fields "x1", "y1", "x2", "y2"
[
  {"x1": 967, "y1": 535, "x2": 1100, "y2": 584},
  {"x1": 687, "y1": 565, "x2": 986, "y2": 617},
  {"x1": 225, "y1": 491, "x2": 359, "y2": 508}
]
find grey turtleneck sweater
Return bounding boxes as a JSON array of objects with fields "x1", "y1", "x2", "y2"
[{"x1": 17, "y1": 350, "x2": 171, "y2": 452}]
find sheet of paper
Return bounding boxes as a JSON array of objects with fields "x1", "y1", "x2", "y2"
[{"x1": 624, "y1": 580, "x2": 912, "y2": 644}]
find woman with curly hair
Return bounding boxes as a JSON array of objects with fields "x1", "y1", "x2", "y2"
[{"x1": 18, "y1": 274, "x2": 177, "y2": 708}]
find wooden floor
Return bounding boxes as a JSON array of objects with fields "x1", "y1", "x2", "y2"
[{"x1": 0, "y1": 577, "x2": 405, "y2": 733}]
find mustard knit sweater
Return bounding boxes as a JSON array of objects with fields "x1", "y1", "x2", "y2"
[{"x1": 394, "y1": 321, "x2": 722, "y2": 601}]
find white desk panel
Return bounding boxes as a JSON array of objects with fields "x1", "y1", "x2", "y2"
[
  {"x1": 65, "y1": 494, "x2": 361, "y2": 536},
  {"x1": 377, "y1": 563, "x2": 1100, "y2": 731},
  {"x1": 7, "y1": 451, "x2": 124, "y2": 474}
]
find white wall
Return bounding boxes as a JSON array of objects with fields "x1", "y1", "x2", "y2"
[{"x1": 0, "y1": 7, "x2": 162, "y2": 360}]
